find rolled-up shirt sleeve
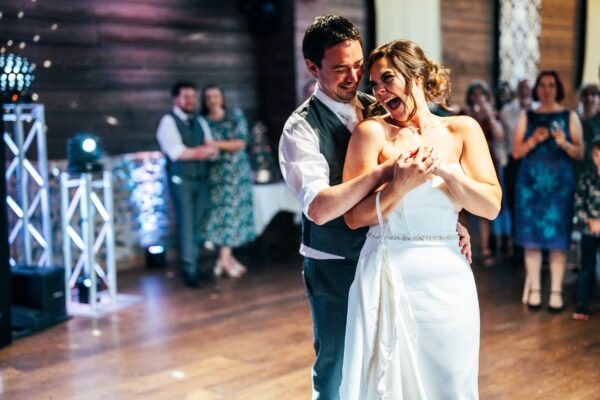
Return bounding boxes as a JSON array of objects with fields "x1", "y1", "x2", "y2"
[
  {"x1": 156, "y1": 114, "x2": 186, "y2": 161},
  {"x1": 279, "y1": 114, "x2": 330, "y2": 220}
]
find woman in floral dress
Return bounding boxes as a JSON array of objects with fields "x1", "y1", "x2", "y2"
[
  {"x1": 201, "y1": 84, "x2": 256, "y2": 278},
  {"x1": 513, "y1": 71, "x2": 584, "y2": 312}
]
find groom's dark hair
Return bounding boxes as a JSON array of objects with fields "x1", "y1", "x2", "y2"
[{"x1": 302, "y1": 15, "x2": 362, "y2": 68}]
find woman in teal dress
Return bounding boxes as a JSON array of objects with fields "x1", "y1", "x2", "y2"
[
  {"x1": 513, "y1": 71, "x2": 584, "y2": 312},
  {"x1": 201, "y1": 84, "x2": 256, "y2": 278}
]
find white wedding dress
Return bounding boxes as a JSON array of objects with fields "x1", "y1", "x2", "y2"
[{"x1": 340, "y1": 165, "x2": 479, "y2": 400}]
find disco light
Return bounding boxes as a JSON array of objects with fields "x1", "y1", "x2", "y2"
[{"x1": 0, "y1": 53, "x2": 35, "y2": 103}]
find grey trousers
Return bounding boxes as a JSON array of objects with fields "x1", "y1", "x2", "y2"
[
  {"x1": 303, "y1": 257, "x2": 357, "y2": 400},
  {"x1": 168, "y1": 176, "x2": 210, "y2": 275}
]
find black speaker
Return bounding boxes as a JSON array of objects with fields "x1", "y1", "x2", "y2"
[
  {"x1": 0, "y1": 119, "x2": 11, "y2": 349},
  {"x1": 11, "y1": 265, "x2": 68, "y2": 333}
]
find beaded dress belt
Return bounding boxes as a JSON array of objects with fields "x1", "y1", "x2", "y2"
[{"x1": 367, "y1": 232, "x2": 458, "y2": 241}]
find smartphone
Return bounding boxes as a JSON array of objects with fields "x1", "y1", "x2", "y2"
[{"x1": 550, "y1": 120, "x2": 564, "y2": 133}]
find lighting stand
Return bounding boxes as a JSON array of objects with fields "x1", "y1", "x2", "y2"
[
  {"x1": 60, "y1": 171, "x2": 120, "y2": 316},
  {"x1": 2, "y1": 103, "x2": 53, "y2": 267}
]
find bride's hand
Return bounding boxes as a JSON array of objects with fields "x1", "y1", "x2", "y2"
[
  {"x1": 428, "y1": 147, "x2": 455, "y2": 178},
  {"x1": 391, "y1": 146, "x2": 431, "y2": 192}
]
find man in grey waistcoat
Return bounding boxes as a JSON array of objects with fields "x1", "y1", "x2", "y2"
[
  {"x1": 279, "y1": 16, "x2": 472, "y2": 399},
  {"x1": 157, "y1": 81, "x2": 218, "y2": 287}
]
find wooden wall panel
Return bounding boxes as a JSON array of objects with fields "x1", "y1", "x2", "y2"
[
  {"x1": 254, "y1": 0, "x2": 297, "y2": 149},
  {"x1": 439, "y1": 0, "x2": 582, "y2": 110},
  {"x1": 539, "y1": 0, "x2": 582, "y2": 109},
  {"x1": 0, "y1": 0, "x2": 260, "y2": 158},
  {"x1": 440, "y1": 0, "x2": 496, "y2": 109}
]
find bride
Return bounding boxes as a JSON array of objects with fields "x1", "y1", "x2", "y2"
[{"x1": 339, "y1": 40, "x2": 501, "y2": 399}]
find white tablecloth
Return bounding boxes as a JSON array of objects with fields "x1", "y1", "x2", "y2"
[{"x1": 252, "y1": 182, "x2": 302, "y2": 235}]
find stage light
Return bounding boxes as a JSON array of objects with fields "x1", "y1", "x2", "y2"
[
  {"x1": 76, "y1": 274, "x2": 101, "y2": 304},
  {"x1": 145, "y1": 245, "x2": 166, "y2": 269},
  {"x1": 148, "y1": 245, "x2": 164, "y2": 254},
  {"x1": 0, "y1": 53, "x2": 35, "y2": 103},
  {"x1": 67, "y1": 133, "x2": 103, "y2": 173},
  {"x1": 81, "y1": 138, "x2": 97, "y2": 153}
]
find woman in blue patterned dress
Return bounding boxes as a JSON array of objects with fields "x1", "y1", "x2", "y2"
[
  {"x1": 201, "y1": 84, "x2": 256, "y2": 278},
  {"x1": 513, "y1": 71, "x2": 584, "y2": 312}
]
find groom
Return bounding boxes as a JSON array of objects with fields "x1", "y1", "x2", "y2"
[{"x1": 279, "y1": 15, "x2": 472, "y2": 399}]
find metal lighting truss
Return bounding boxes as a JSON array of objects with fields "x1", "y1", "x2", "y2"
[
  {"x1": 2, "y1": 103, "x2": 53, "y2": 267},
  {"x1": 60, "y1": 171, "x2": 116, "y2": 314}
]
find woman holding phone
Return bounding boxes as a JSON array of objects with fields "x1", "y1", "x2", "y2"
[{"x1": 513, "y1": 70, "x2": 584, "y2": 312}]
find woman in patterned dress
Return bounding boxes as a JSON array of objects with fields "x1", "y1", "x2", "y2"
[
  {"x1": 201, "y1": 84, "x2": 256, "y2": 278},
  {"x1": 513, "y1": 71, "x2": 584, "y2": 312}
]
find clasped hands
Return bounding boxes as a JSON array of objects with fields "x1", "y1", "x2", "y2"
[
  {"x1": 387, "y1": 145, "x2": 446, "y2": 192},
  {"x1": 191, "y1": 141, "x2": 219, "y2": 160},
  {"x1": 529, "y1": 126, "x2": 568, "y2": 149}
]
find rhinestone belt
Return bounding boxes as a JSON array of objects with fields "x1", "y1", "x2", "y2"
[{"x1": 367, "y1": 232, "x2": 458, "y2": 241}]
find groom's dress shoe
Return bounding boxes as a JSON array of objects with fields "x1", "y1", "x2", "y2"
[{"x1": 182, "y1": 271, "x2": 204, "y2": 288}]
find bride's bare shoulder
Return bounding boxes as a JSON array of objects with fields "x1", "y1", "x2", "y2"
[
  {"x1": 353, "y1": 116, "x2": 388, "y2": 141},
  {"x1": 444, "y1": 115, "x2": 482, "y2": 137}
]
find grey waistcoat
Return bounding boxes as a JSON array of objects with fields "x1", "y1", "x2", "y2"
[
  {"x1": 296, "y1": 91, "x2": 384, "y2": 261},
  {"x1": 165, "y1": 111, "x2": 208, "y2": 180}
]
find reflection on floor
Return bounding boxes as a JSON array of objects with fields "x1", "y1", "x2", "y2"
[{"x1": 1, "y1": 239, "x2": 599, "y2": 399}]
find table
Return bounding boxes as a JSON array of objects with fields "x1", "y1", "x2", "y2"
[{"x1": 252, "y1": 182, "x2": 302, "y2": 235}]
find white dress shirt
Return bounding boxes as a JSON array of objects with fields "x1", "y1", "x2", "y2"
[
  {"x1": 279, "y1": 85, "x2": 365, "y2": 260},
  {"x1": 156, "y1": 106, "x2": 213, "y2": 161}
]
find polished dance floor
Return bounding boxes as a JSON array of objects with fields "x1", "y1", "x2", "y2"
[{"x1": 1, "y1": 245, "x2": 598, "y2": 399}]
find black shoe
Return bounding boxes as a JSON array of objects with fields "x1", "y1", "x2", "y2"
[
  {"x1": 181, "y1": 271, "x2": 203, "y2": 288},
  {"x1": 548, "y1": 290, "x2": 564, "y2": 314},
  {"x1": 526, "y1": 289, "x2": 542, "y2": 311}
]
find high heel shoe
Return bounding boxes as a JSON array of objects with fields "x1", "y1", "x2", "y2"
[
  {"x1": 213, "y1": 260, "x2": 225, "y2": 277},
  {"x1": 548, "y1": 290, "x2": 564, "y2": 313},
  {"x1": 521, "y1": 273, "x2": 531, "y2": 305},
  {"x1": 214, "y1": 259, "x2": 245, "y2": 278},
  {"x1": 522, "y1": 274, "x2": 541, "y2": 310},
  {"x1": 226, "y1": 262, "x2": 246, "y2": 278},
  {"x1": 526, "y1": 289, "x2": 542, "y2": 311},
  {"x1": 232, "y1": 262, "x2": 247, "y2": 275}
]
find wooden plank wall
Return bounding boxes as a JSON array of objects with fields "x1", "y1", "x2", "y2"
[
  {"x1": 440, "y1": 0, "x2": 497, "y2": 109},
  {"x1": 0, "y1": 0, "x2": 260, "y2": 158},
  {"x1": 1, "y1": 0, "x2": 582, "y2": 158},
  {"x1": 253, "y1": 0, "x2": 297, "y2": 144},
  {"x1": 539, "y1": 0, "x2": 583, "y2": 109},
  {"x1": 440, "y1": 0, "x2": 583, "y2": 110}
]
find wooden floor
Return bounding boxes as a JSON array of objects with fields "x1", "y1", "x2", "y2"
[{"x1": 1, "y1": 247, "x2": 599, "y2": 399}]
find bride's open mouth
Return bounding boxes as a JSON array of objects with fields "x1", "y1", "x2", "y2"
[{"x1": 385, "y1": 97, "x2": 403, "y2": 111}]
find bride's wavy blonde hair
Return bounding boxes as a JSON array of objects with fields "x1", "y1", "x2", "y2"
[{"x1": 368, "y1": 40, "x2": 451, "y2": 122}]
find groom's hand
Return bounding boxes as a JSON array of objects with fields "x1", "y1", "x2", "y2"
[
  {"x1": 378, "y1": 156, "x2": 397, "y2": 184},
  {"x1": 456, "y1": 222, "x2": 472, "y2": 264}
]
